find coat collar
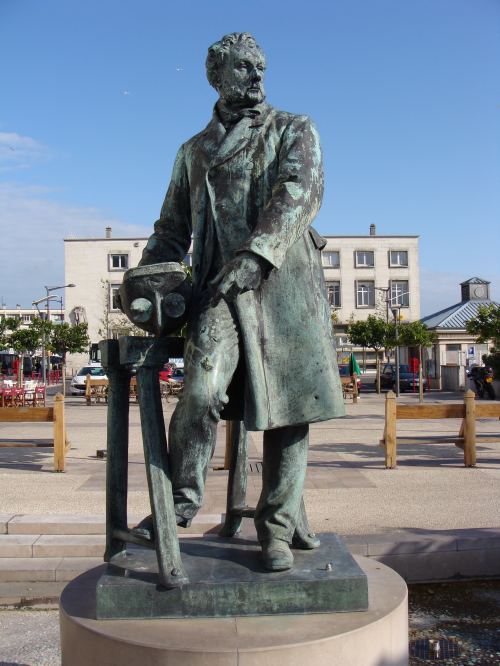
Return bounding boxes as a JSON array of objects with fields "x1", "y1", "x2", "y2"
[{"x1": 199, "y1": 103, "x2": 272, "y2": 169}]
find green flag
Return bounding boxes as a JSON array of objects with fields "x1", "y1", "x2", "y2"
[{"x1": 349, "y1": 353, "x2": 361, "y2": 376}]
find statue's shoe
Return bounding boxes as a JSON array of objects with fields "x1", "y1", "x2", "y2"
[
  {"x1": 260, "y1": 539, "x2": 294, "y2": 572},
  {"x1": 131, "y1": 513, "x2": 192, "y2": 541},
  {"x1": 291, "y1": 530, "x2": 320, "y2": 550}
]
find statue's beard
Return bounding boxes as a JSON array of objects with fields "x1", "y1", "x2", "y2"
[{"x1": 220, "y1": 83, "x2": 265, "y2": 109}]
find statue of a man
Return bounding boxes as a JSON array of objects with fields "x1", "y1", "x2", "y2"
[{"x1": 136, "y1": 32, "x2": 344, "y2": 571}]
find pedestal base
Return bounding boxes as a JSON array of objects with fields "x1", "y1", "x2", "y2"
[
  {"x1": 60, "y1": 556, "x2": 408, "y2": 666},
  {"x1": 97, "y1": 534, "x2": 367, "y2": 618}
]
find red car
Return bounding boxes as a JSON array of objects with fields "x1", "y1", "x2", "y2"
[{"x1": 159, "y1": 364, "x2": 174, "y2": 382}]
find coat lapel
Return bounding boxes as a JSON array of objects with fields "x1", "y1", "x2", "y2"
[{"x1": 205, "y1": 104, "x2": 270, "y2": 168}]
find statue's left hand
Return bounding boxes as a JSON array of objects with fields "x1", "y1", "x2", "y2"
[{"x1": 209, "y1": 252, "x2": 268, "y2": 305}]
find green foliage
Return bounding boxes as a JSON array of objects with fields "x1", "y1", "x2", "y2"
[
  {"x1": 348, "y1": 315, "x2": 394, "y2": 393},
  {"x1": 0, "y1": 317, "x2": 20, "y2": 349},
  {"x1": 397, "y1": 321, "x2": 437, "y2": 348},
  {"x1": 50, "y1": 323, "x2": 90, "y2": 361},
  {"x1": 347, "y1": 315, "x2": 391, "y2": 351},
  {"x1": 9, "y1": 327, "x2": 43, "y2": 355},
  {"x1": 466, "y1": 304, "x2": 500, "y2": 349},
  {"x1": 467, "y1": 304, "x2": 500, "y2": 379}
]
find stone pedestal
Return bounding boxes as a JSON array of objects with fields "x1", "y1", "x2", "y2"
[
  {"x1": 60, "y1": 556, "x2": 408, "y2": 666},
  {"x1": 96, "y1": 534, "x2": 368, "y2": 618}
]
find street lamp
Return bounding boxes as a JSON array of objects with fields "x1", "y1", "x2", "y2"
[
  {"x1": 32, "y1": 295, "x2": 63, "y2": 384},
  {"x1": 34, "y1": 284, "x2": 75, "y2": 384},
  {"x1": 391, "y1": 306, "x2": 402, "y2": 397}
]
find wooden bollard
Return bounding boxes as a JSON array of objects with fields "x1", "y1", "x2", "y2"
[
  {"x1": 385, "y1": 391, "x2": 397, "y2": 469},
  {"x1": 463, "y1": 389, "x2": 476, "y2": 467}
]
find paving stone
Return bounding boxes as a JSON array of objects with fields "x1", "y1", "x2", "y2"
[
  {"x1": 0, "y1": 534, "x2": 37, "y2": 557},
  {"x1": 0, "y1": 514, "x2": 16, "y2": 534},
  {"x1": 0, "y1": 580, "x2": 65, "y2": 605},
  {"x1": 8, "y1": 514, "x2": 107, "y2": 535},
  {"x1": 56, "y1": 557, "x2": 103, "y2": 581},
  {"x1": 0, "y1": 558, "x2": 61, "y2": 582},
  {"x1": 367, "y1": 536, "x2": 457, "y2": 556},
  {"x1": 33, "y1": 535, "x2": 105, "y2": 558},
  {"x1": 375, "y1": 548, "x2": 500, "y2": 583}
]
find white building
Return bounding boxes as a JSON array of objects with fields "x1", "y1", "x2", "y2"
[
  {"x1": 421, "y1": 278, "x2": 497, "y2": 391},
  {"x1": 0, "y1": 306, "x2": 65, "y2": 327},
  {"x1": 64, "y1": 225, "x2": 420, "y2": 371}
]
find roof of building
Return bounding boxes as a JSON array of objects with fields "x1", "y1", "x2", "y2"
[
  {"x1": 460, "y1": 276, "x2": 490, "y2": 286},
  {"x1": 421, "y1": 299, "x2": 497, "y2": 330}
]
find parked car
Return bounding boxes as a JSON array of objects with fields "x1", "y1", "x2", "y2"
[
  {"x1": 70, "y1": 364, "x2": 107, "y2": 395},
  {"x1": 338, "y1": 364, "x2": 362, "y2": 391},
  {"x1": 171, "y1": 367, "x2": 185, "y2": 383},
  {"x1": 380, "y1": 363, "x2": 428, "y2": 392}
]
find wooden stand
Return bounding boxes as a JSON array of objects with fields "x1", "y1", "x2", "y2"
[
  {"x1": 100, "y1": 337, "x2": 187, "y2": 589},
  {"x1": 380, "y1": 389, "x2": 500, "y2": 468},
  {"x1": 0, "y1": 394, "x2": 69, "y2": 471}
]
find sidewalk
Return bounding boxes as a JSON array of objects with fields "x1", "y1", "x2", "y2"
[{"x1": 0, "y1": 388, "x2": 499, "y2": 600}]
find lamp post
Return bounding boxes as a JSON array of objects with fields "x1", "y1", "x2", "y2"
[
  {"x1": 44, "y1": 284, "x2": 75, "y2": 384},
  {"x1": 34, "y1": 284, "x2": 75, "y2": 384},
  {"x1": 391, "y1": 306, "x2": 401, "y2": 397},
  {"x1": 32, "y1": 295, "x2": 62, "y2": 384}
]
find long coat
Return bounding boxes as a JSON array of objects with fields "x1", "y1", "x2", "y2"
[{"x1": 141, "y1": 102, "x2": 345, "y2": 431}]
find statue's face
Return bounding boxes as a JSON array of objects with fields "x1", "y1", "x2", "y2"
[{"x1": 217, "y1": 44, "x2": 266, "y2": 108}]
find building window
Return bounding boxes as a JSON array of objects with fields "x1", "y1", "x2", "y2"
[
  {"x1": 322, "y1": 251, "x2": 340, "y2": 268},
  {"x1": 22, "y1": 314, "x2": 33, "y2": 323},
  {"x1": 356, "y1": 281, "x2": 375, "y2": 307},
  {"x1": 109, "y1": 254, "x2": 129, "y2": 270},
  {"x1": 390, "y1": 280, "x2": 409, "y2": 307},
  {"x1": 109, "y1": 284, "x2": 121, "y2": 311},
  {"x1": 389, "y1": 250, "x2": 408, "y2": 267},
  {"x1": 355, "y1": 250, "x2": 374, "y2": 267},
  {"x1": 325, "y1": 281, "x2": 341, "y2": 308}
]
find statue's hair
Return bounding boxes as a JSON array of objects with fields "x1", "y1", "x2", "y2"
[{"x1": 206, "y1": 32, "x2": 264, "y2": 89}]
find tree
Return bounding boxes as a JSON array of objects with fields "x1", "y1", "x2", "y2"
[
  {"x1": 466, "y1": 304, "x2": 500, "y2": 377},
  {"x1": 9, "y1": 327, "x2": 44, "y2": 386},
  {"x1": 0, "y1": 317, "x2": 20, "y2": 350},
  {"x1": 50, "y1": 323, "x2": 90, "y2": 395},
  {"x1": 348, "y1": 315, "x2": 392, "y2": 393},
  {"x1": 397, "y1": 321, "x2": 437, "y2": 402}
]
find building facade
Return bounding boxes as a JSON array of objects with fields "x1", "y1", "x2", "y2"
[
  {"x1": 64, "y1": 225, "x2": 420, "y2": 371},
  {"x1": 421, "y1": 277, "x2": 497, "y2": 391}
]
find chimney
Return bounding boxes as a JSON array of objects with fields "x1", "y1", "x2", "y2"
[
  {"x1": 369, "y1": 224, "x2": 376, "y2": 236},
  {"x1": 105, "y1": 226, "x2": 112, "y2": 239}
]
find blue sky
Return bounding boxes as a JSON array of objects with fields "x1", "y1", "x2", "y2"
[{"x1": 1, "y1": 0, "x2": 499, "y2": 315}]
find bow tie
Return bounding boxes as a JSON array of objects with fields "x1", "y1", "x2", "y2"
[{"x1": 216, "y1": 102, "x2": 262, "y2": 130}]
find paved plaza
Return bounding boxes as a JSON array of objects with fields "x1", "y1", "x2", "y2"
[
  {"x1": 1, "y1": 387, "x2": 499, "y2": 535},
  {"x1": 0, "y1": 386, "x2": 499, "y2": 665}
]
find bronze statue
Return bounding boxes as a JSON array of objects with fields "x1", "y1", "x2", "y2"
[{"x1": 123, "y1": 32, "x2": 344, "y2": 571}]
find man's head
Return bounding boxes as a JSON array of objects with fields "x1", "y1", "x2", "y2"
[{"x1": 206, "y1": 32, "x2": 266, "y2": 109}]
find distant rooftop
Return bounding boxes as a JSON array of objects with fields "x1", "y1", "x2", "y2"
[
  {"x1": 421, "y1": 299, "x2": 495, "y2": 330},
  {"x1": 421, "y1": 276, "x2": 497, "y2": 330}
]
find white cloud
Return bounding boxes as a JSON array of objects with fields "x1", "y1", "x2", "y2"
[
  {"x1": 0, "y1": 132, "x2": 49, "y2": 170},
  {"x1": 0, "y1": 183, "x2": 148, "y2": 307}
]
